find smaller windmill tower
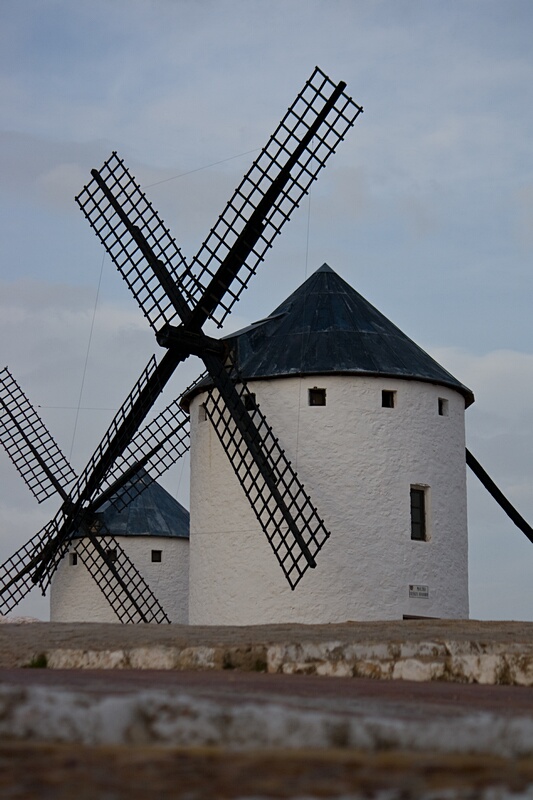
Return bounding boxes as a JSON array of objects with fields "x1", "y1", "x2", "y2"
[
  {"x1": 50, "y1": 470, "x2": 190, "y2": 623},
  {"x1": 184, "y1": 264, "x2": 474, "y2": 625}
]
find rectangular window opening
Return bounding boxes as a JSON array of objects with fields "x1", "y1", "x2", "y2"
[
  {"x1": 410, "y1": 487, "x2": 427, "y2": 541},
  {"x1": 151, "y1": 550, "x2": 162, "y2": 563},
  {"x1": 105, "y1": 548, "x2": 117, "y2": 563},
  {"x1": 198, "y1": 404, "x2": 207, "y2": 422},
  {"x1": 308, "y1": 387, "x2": 326, "y2": 406},
  {"x1": 438, "y1": 398, "x2": 449, "y2": 416},
  {"x1": 382, "y1": 390, "x2": 396, "y2": 408},
  {"x1": 69, "y1": 552, "x2": 78, "y2": 566}
]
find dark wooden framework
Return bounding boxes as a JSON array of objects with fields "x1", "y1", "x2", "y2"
[
  {"x1": 0, "y1": 68, "x2": 363, "y2": 619},
  {"x1": 410, "y1": 487, "x2": 427, "y2": 541}
]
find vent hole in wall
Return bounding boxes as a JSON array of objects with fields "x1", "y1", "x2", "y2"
[
  {"x1": 308, "y1": 387, "x2": 326, "y2": 406},
  {"x1": 382, "y1": 390, "x2": 395, "y2": 408}
]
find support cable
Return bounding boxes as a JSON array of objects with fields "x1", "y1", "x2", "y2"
[
  {"x1": 69, "y1": 254, "x2": 105, "y2": 462},
  {"x1": 142, "y1": 148, "x2": 261, "y2": 190}
]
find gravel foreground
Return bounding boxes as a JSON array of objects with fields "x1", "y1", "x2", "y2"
[{"x1": 2, "y1": 620, "x2": 533, "y2": 798}]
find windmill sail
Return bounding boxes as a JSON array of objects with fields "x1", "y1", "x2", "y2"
[
  {"x1": 188, "y1": 66, "x2": 362, "y2": 328},
  {"x1": 98, "y1": 395, "x2": 192, "y2": 512},
  {"x1": 202, "y1": 355, "x2": 329, "y2": 589},
  {"x1": 0, "y1": 368, "x2": 76, "y2": 503},
  {"x1": 76, "y1": 153, "x2": 198, "y2": 331}
]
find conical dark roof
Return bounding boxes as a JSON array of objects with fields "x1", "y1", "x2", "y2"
[
  {"x1": 90, "y1": 470, "x2": 189, "y2": 539},
  {"x1": 183, "y1": 264, "x2": 473, "y2": 407}
]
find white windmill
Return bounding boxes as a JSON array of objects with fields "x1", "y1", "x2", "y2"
[{"x1": 184, "y1": 263, "x2": 474, "y2": 624}]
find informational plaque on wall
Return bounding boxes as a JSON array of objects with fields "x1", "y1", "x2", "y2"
[{"x1": 409, "y1": 584, "x2": 429, "y2": 599}]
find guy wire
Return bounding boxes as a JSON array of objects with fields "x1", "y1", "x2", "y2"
[{"x1": 68, "y1": 254, "x2": 105, "y2": 462}]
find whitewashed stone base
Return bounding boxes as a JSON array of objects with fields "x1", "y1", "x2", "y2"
[{"x1": 188, "y1": 375, "x2": 469, "y2": 625}]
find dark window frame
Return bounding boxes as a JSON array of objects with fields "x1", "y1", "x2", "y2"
[
  {"x1": 151, "y1": 550, "x2": 162, "y2": 563},
  {"x1": 438, "y1": 397, "x2": 449, "y2": 416},
  {"x1": 382, "y1": 390, "x2": 396, "y2": 408},
  {"x1": 410, "y1": 486, "x2": 427, "y2": 541},
  {"x1": 308, "y1": 387, "x2": 326, "y2": 406}
]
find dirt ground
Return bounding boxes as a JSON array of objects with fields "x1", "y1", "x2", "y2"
[
  {"x1": 3, "y1": 742, "x2": 533, "y2": 800},
  {"x1": 2, "y1": 620, "x2": 533, "y2": 798}
]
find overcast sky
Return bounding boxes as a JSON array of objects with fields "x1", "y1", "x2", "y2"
[{"x1": 1, "y1": 0, "x2": 532, "y2": 620}]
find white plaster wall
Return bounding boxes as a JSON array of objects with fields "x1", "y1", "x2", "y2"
[
  {"x1": 50, "y1": 537, "x2": 189, "y2": 623},
  {"x1": 188, "y1": 375, "x2": 469, "y2": 624}
]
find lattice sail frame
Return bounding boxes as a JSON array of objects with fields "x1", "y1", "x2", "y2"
[
  {"x1": 100, "y1": 383, "x2": 197, "y2": 511},
  {"x1": 203, "y1": 370, "x2": 330, "y2": 590},
  {"x1": 0, "y1": 368, "x2": 76, "y2": 503},
  {"x1": 190, "y1": 66, "x2": 362, "y2": 327},
  {"x1": 0, "y1": 358, "x2": 190, "y2": 619},
  {"x1": 0, "y1": 510, "x2": 65, "y2": 615},
  {"x1": 73, "y1": 530, "x2": 170, "y2": 624},
  {"x1": 76, "y1": 157, "x2": 198, "y2": 333},
  {"x1": 70, "y1": 355, "x2": 160, "y2": 506},
  {"x1": 76, "y1": 67, "x2": 362, "y2": 332}
]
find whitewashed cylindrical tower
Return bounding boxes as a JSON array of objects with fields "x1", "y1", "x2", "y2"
[
  {"x1": 185, "y1": 264, "x2": 474, "y2": 625},
  {"x1": 50, "y1": 472, "x2": 189, "y2": 623}
]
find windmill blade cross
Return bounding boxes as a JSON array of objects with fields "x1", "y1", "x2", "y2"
[
  {"x1": 74, "y1": 67, "x2": 359, "y2": 591},
  {"x1": 0, "y1": 360, "x2": 186, "y2": 621},
  {"x1": 31, "y1": 349, "x2": 187, "y2": 584},
  {"x1": 0, "y1": 67, "x2": 361, "y2": 621},
  {"x1": 77, "y1": 68, "x2": 362, "y2": 345}
]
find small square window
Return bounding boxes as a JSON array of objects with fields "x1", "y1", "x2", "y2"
[
  {"x1": 69, "y1": 552, "x2": 78, "y2": 566},
  {"x1": 410, "y1": 487, "x2": 427, "y2": 541},
  {"x1": 438, "y1": 398, "x2": 449, "y2": 416},
  {"x1": 382, "y1": 390, "x2": 396, "y2": 408},
  {"x1": 105, "y1": 548, "x2": 117, "y2": 563},
  {"x1": 151, "y1": 550, "x2": 162, "y2": 563},
  {"x1": 244, "y1": 393, "x2": 257, "y2": 412},
  {"x1": 308, "y1": 387, "x2": 326, "y2": 406}
]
